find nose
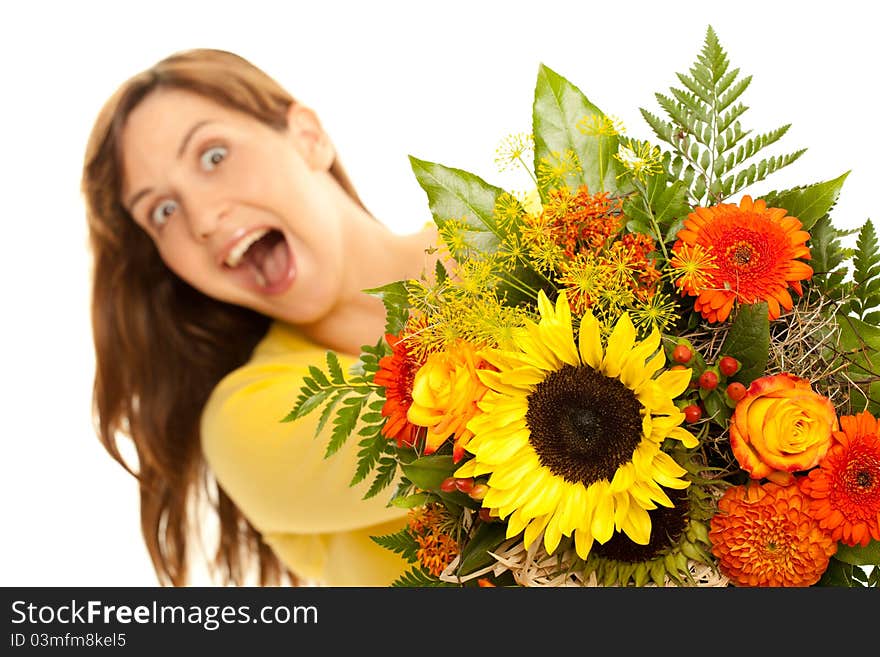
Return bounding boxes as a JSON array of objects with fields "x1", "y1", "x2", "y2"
[{"x1": 186, "y1": 196, "x2": 228, "y2": 242}]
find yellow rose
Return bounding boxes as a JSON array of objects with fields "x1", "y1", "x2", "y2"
[
  {"x1": 406, "y1": 341, "x2": 489, "y2": 462},
  {"x1": 729, "y1": 373, "x2": 838, "y2": 483}
]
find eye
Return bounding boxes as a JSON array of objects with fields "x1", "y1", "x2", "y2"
[
  {"x1": 200, "y1": 145, "x2": 228, "y2": 171},
  {"x1": 150, "y1": 199, "x2": 179, "y2": 228}
]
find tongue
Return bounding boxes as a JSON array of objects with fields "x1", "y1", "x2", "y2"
[
  {"x1": 245, "y1": 235, "x2": 290, "y2": 288},
  {"x1": 260, "y1": 239, "x2": 290, "y2": 287}
]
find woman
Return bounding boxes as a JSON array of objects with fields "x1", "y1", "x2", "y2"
[{"x1": 81, "y1": 48, "x2": 438, "y2": 586}]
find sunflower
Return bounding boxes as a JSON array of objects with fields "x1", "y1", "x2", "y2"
[
  {"x1": 454, "y1": 290, "x2": 697, "y2": 561},
  {"x1": 671, "y1": 195, "x2": 813, "y2": 323},
  {"x1": 800, "y1": 411, "x2": 880, "y2": 547}
]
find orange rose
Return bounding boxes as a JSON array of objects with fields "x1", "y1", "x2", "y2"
[
  {"x1": 406, "y1": 341, "x2": 490, "y2": 462},
  {"x1": 729, "y1": 373, "x2": 837, "y2": 483}
]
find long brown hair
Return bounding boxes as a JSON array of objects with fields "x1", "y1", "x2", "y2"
[{"x1": 82, "y1": 48, "x2": 365, "y2": 586}]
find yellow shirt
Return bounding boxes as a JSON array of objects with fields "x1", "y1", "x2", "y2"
[{"x1": 200, "y1": 321, "x2": 410, "y2": 586}]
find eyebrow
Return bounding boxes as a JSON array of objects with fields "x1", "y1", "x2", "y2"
[{"x1": 124, "y1": 119, "x2": 215, "y2": 214}]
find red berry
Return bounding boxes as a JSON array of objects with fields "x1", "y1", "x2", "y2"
[
  {"x1": 683, "y1": 404, "x2": 702, "y2": 423},
  {"x1": 440, "y1": 477, "x2": 457, "y2": 492},
  {"x1": 699, "y1": 370, "x2": 719, "y2": 390},
  {"x1": 672, "y1": 344, "x2": 693, "y2": 364},
  {"x1": 454, "y1": 477, "x2": 475, "y2": 494},
  {"x1": 669, "y1": 364, "x2": 687, "y2": 371},
  {"x1": 469, "y1": 483, "x2": 489, "y2": 500},
  {"x1": 726, "y1": 382, "x2": 747, "y2": 402},
  {"x1": 719, "y1": 356, "x2": 740, "y2": 377},
  {"x1": 478, "y1": 508, "x2": 494, "y2": 523}
]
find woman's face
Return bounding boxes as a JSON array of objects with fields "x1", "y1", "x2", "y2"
[{"x1": 120, "y1": 88, "x2": 348, "y2": 324}]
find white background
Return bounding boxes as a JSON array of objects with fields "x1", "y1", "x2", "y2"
[{"x1": 1, "y1": 0, "x2": 875, "y2": 586}]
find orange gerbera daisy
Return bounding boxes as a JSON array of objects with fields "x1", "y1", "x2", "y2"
[
  {"x1": 671, "y1": 195, "x2": 813, "y2": 323},
  {"x1": 374, "y1": 331, "x2": 423, "y2": 448},
  {"x1": 709, "y1": 482, "x2": 836, "y2": 587},
  {"x1": 800, "y1": 411, "x2": 880, "y2": 547}
]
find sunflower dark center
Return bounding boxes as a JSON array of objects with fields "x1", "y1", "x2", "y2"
[
  {"x1": 525, "y1": 364, "x2": 643, "y2": 486},
  {"x1": 591, "y1": 488, "x2": 690, "y2": 563},
  {"x1": 856, "y1": 470, "x2": 873, "y2": 489}
]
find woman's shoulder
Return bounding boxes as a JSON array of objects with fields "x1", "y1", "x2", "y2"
[
  {"x1": 201, "y1": 320, "x2": 353, "y2": 433},
  {"x1": 199, "y1": 321, "x2": 405, "y2": 536}
]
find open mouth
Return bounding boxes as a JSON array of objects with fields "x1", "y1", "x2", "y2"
[{"x1": 223, "y1": 227, "x2": 295, "y2": 294}]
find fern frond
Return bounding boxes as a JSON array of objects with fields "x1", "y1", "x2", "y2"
[
  {"x1": 391, "y1": 566, "x2": 452, "y2": 587},
  {"x1": 845, "y1": 219, "x2": 880, "y2": 321},
  {"x1": 371, "y1": 528, "x2": 419, "y2": 563},
  {"x1": 640, "y1": 25, "x2": 804, "y2": 206}
]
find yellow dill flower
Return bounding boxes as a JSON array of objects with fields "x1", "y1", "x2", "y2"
[
  {"x1": 495, "y1": 132, "x2": 534, "y2": 173},
  {"x1": 456, "y1": 290, "x2": 697, "y2": 561},
  {"x1": 630, "y1": 291, "x2": 680, "y2": 335},
  {"x1": 577, "y1": 113, "x2": 625, "y2": 137},
  {"x1": 557, "y1": 254, "x2": 607, "y2": 315},
  {"x1": 497, "y1": 232, "x2": 528, "y2": 269},
  {"x1": 536, "y1": 149, "x2": 582, "y2": 189},
  {"x1": 438, "y1": 218, "x2": 473, "y2": 261},
  {"x1": 614, "y1": 138, "x2": 663, "y2": 182},
  {"x1": 493, "y1": 192, "x2": 525, "y2": 231},
  {"x1": 669, "y1": 242, "x2": 719, "y2": 295}
]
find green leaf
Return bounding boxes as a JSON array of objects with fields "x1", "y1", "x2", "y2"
[
  {"x1": 326, "y1": 351, "x2": 346, "y2": 385},
  {"x1": 836, "y1": 314, "x2": 880, "y2": 414},
  {"x1": 401, "y1": 455, "x2": 457, "y2": 490},
  {"x1": 409, "y1": 155, "x2": 509, "y2": 260},
  {"x1": 391, "y1": 566, "x2": 453, "y2": 587},
  {"x1": 350, "y1": 422, "x2": 386, "y2": 486},
  {"x1": 817, "y1": 558, "x2": 860, "y2": 587},
  {"x1": 370, "y1": 529, "x2": 419, "y2": 562},
  {"x1": 282, "y1": 387, "x2": 334, "y2": 423},
  {"x1": 532, "y1": 63, "x2": 624, "y2": 199},
  {"x1": 325, "y1": 394, "x2": 369, "y2": 458},
  {"x1": 720, "y1": 302, "x2": 770, "y2": 387},
  {"x1": 835, "y1": 540, "x2": 880, "y2": 566},
  {"x1": 364, "y1": 456, "x2": 398, "y2": 499},
  {"x1": 701, "y1": 389, "x2": 732, "y2": 427},
  {"x1": 457, "y1": 522, "x2": 508, "y2": 577},
  {"x1": 364, "y1": 280, "x2": 411, "y2": 336},
  {"x1": 390, "y1": 492, "x2": 431, "y2": 509},
  {"x1": 760, "y1": 171, "x2": 849, "y2": 230}
]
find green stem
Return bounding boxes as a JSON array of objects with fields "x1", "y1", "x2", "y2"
[
  {"x1": 517, "y1": 155, "x2": 538, "y2": 186},
  {"x1": 633, "y1": 178, "x2": 670, "y2": 261}
]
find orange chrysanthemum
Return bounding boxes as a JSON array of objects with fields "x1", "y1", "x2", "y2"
[
  {"x1": 800, "y1": 411, "x2": 880, "y2": 547},
  {"x1": 374, "y1": 331, "x2": 423, "y2": 448},
  {"x1": 709, "y1": 482, "x2": 836, "y2": 587},
  {"x1": 671, "y1": 195, "x2": 813, "y2": 323}
]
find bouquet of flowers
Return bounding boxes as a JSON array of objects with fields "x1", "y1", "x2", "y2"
[{"x1": 287, "y1": 26, "x2": 880, "y2": 587}]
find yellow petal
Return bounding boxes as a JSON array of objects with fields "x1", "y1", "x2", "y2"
[
  {"x1": 574, "y1": 525, "x2": 595, "y2": 560},
  {"x1": 620, "y1": 503, "x2": 652, "y2": 545},
  {"x1": 523, "y1": 512, "x2": 551, "y2": 548},
  {"x1": 653, "y1": 368, "x2": 691, "y2": 399},
  {"x1": 557, "y1": 482, "x2": 589, "y2": 534},
  {"x1": 603, "y1": 313, "x2": 636, "y2": 377},
  {"x1": 613, "y1": 491, "x2": 631, "y2": 531},
  {"x1": 543, "y1": 513, "x2": 564, "y2": 555},
  {"x1": 590, "y1": 484, "x2": 615, "y2": 543},
  {"x1": 578, "y1": 311, "x2": 604, "y2": 369},
  {"x1": 619, "y1": 329, "x2": 661, "y2": 390},
  {"x1": 487, "y1": 450, "x2": 542, "y2": 489},
  {"x1": 518, "y1": 474, "x2": 564, "y2": 518}
]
